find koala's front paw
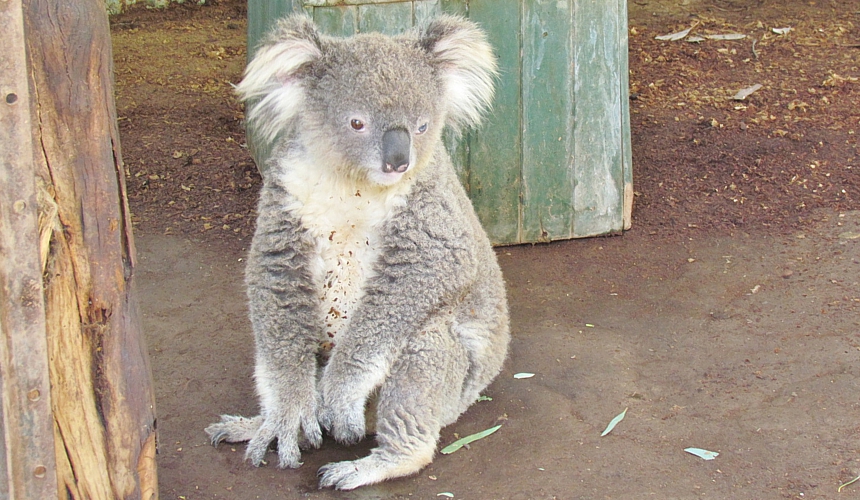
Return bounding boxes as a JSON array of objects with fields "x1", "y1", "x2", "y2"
[
  {"x1": 319, "y1": 398, "x2": 365, "y2": 445},
  {"x1": 242, "y1": 405, "x2": 322, "y2": 469}
]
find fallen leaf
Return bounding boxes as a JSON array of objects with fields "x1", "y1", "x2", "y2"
[
  {"x1": 601, "y1": 407, "x2": 628, "y2": 437},
  {"x1": 705, "y1": 33, "x2": 746, "y2": 40},
  {"x1": 685, "y1": 447, "x2": 719, "y2": 460},
  {"x1": 656, "y1": 26, "x2": 694, "y2": 41},
  {"x1": 839, "y1": 474, "x2": 860, "y2": 492},
  {"x1": 440, "y1": 425, "x2": 502, "y2": 454},
  {"x1": 734, "y1": 84, "x2": 763, "y2": 100}
]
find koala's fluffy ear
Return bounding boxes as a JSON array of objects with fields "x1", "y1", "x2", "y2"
[
  {"x1": 235, "y1": 15, "x2": 323, "y2": 145},
  {"x1": 420, "y1": 16, "x2": 498, "y2": 133}
]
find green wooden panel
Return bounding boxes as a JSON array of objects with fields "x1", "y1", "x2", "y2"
[
  {"x1": 313, "y1": 6, "x2": 358, "y2": 36},
  {"x1": 359, "y1": 2, "x2": 413, "y2": 34},
  {"x1": 469, "y1": 0, "x2": 523, "y2": 245},
  {"x1": 571, "y1": 0, "x2": 625, "y2": 237},
  {"x1": 522, "y1": 0, "x2": 575, "y2": 243}
]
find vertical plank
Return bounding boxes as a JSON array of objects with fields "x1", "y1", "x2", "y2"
[
  {"x1": 444, "y1": 129, "x2": 470, "y2": 190},
  {"x1": 359, "y1": 2, "x2": 413, "y2": 34},
  {"x1": 521, "y1": 0, "x2": 575, "y2": 242},
  {"x1": 0, "y1": 0, "x2": 58, "y2": 498},
  {"x1": 313, "y1": 6, "x2": 359, "y2": 36},
  {"x1": 414, "y1": 0, "x2": 441, "y2": 25},
  {"x1": 619, "y1": 0, "x2": 634, "y2": 230},
  {"x1": 435, "y1": 1, "x2": 469, "y2": 191},
  {"x1": 571, "y1": 0, "x2": 624, "y2": 237},
  {"x1": 468, "y1": 0, "x2": 523, "y2": 245}
]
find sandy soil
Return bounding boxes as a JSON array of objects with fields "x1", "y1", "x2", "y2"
[{"x1": 113, "y1": 1, "x2": 860, "y2": 498}]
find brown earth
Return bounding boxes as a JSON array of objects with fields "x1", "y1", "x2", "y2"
[{"x1": 112, "y1": 1, "x2": 860, "y2": 498}]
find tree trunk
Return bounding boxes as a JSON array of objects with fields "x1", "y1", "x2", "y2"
[{"x1": 0, "y1": 0, "x2": 158, "y2": 498}]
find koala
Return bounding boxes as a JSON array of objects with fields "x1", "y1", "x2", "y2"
[{"x1": 205, "y1": 14, "x2": 509, "y2": 490}]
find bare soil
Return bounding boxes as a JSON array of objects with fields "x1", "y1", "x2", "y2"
[{"x1": 113, "y1": 1, "x2": 860, "y2": 498}]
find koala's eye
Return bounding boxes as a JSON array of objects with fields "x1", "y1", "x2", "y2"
[
  {"x1": 350, "y1": 119, "x2": 365, "y2": 131},
  {"x1": 417, "y1": 123, "x2": 428, "y2": 135}
]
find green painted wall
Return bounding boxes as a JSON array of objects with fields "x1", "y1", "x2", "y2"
[{"x1": 246, "y1": 0, "x2": 633, "y2": 245}]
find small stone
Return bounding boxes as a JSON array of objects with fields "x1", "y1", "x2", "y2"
[{"x1": 781, "y1": 270, "x2": 794, "y2": 279}]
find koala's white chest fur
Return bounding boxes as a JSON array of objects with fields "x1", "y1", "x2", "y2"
[{"x1": 278, "y1": 162, "x2": 409, "y2": 351}]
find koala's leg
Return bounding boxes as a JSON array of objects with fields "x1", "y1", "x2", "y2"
[
  {"x1": 318, "y1": 317, "x2": 470, "y2": 490},
  {"x1": 451, "y1": 314, "x2": 509, "y2": 419}
]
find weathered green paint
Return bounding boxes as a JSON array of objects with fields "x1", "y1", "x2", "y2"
[
  {"x1": 571, "y1": 0, "x2": 626, "y2": 237},
  {"x1": 521, "y1": 0, "x2": 575, "y2": 242},
  {"x1": 248, "y1": 0, "x2": 298, "y2": 56},
  {"x1": 359, "y1": 2, "x2": 413, "y2": 34},
  {"x1": 313, "y1": 6, "x2": 359, "y2": 36},
  {"x1": 468, "y1": 0, "x2": 523, "y2": 245},
  {"x1": 413, "y1": 0, "x2": 441, "y2": 25},
  {"x1": 619, "y1": 0, "x2": 634, "y2": 230},
  {"x1": 245, "y1": 0, "x2": 633, "y2": 245}
]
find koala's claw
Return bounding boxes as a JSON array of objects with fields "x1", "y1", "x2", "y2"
[{"x1": 318, "y1": 461, "x2": 364, "y2": 490}]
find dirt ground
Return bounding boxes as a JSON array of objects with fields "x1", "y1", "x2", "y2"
[{"x1": 112, "y1": 1, "x2": 860, "y2": 498}]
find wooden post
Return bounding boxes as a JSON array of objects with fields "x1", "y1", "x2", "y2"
[
  {"x1": 0, "y1": 0, "x2": 59, "y2": 498},
  {"x1": 0, "y1": 0, "x2": 158, "y2": 498}
]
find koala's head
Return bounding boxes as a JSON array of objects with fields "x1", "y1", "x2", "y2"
[{"x1": 236, "y1": 15, "x2": 497, "y2": 187}]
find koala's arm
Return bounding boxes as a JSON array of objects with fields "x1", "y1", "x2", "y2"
[
  {"x1": 319, "y1": 169, "x2": 477, "y2": 442},
  {"x1": 244, "y1": 181, "x2": 323, "y2": 467}
]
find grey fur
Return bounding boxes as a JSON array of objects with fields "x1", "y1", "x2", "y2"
[{"x1": 205, "y1": 14, "x2": 509, "y2": 490}]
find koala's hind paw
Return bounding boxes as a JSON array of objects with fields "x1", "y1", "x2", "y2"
[
  {"x1": 205, "y1": 414, "x2": 263, "y2": 445},
  {"x1": 318, "y1": 459, "x2": 379, "y2": 490},
  {"x1": 318, "y1": 453, "x2": 426, "y2": 490}
]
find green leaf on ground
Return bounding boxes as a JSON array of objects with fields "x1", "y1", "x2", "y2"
[
  {"x1": 440, "y1": 425, "x2": 503, "y2": 455},
  {"x1": 600, "y1": 407, "x2": 628, "y2": 437}
]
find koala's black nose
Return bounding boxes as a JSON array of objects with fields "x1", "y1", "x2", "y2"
[{"x1": 382, "y1": 128, "x2": 411, "y2": 174}]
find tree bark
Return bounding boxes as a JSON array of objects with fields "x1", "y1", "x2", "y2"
[{"x1": 19, "y1": 0, "x2": 158, "y2": 498}]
